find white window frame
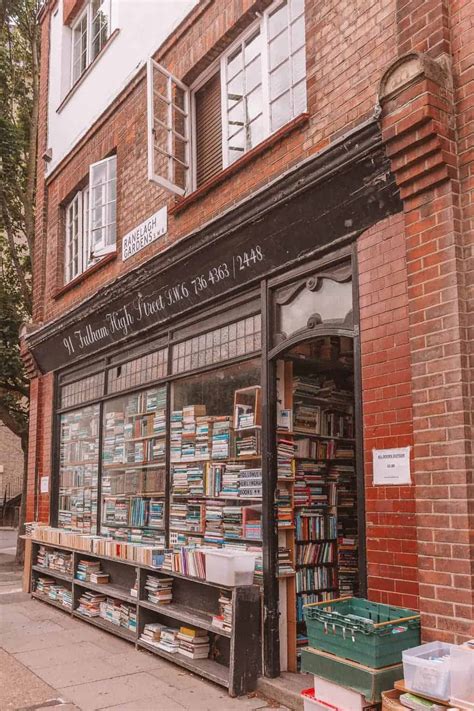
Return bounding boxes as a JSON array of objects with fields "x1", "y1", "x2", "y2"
[
  {"x1": 147, "y1": 0, "x2": 306, "y2": 194},
  {"x1": 88, "y1": 156, "x2": 117, "y2": 259},
  {"x1": 147, "y1": 58, "x2": 191, "y2": 196},
  {"x1": 70, "y1": 0, "x2": 112, "y2": 86},
  {"x1": 64, "y1": 156, "x2": 116, "y2": 284}
]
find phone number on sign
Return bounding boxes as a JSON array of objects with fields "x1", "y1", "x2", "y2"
[{"x1": 190, "y1": 246, "x2": 264, "y2": 296}]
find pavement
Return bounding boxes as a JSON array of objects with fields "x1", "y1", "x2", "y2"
[{"x1": 0, "y1": 529, "x2": 290, "y2": 711}]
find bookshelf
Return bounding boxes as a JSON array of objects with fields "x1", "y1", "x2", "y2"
[
  {"x1": 29, "y1": 539, "x2": 260, "y2": 697},
  {"x1": 58, "y1": 404, "x2": 100, "y2": 535},
  {"x1": 275, "y1": 336, "x2": 358, "y2": 672},
  {"x1": 101, "y1": 386, "x2": 167, "y2": 546}
]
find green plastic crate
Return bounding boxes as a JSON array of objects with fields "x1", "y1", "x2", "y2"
[{"x1": 303, "y1": 597, "x2": 420, "y2": 668}]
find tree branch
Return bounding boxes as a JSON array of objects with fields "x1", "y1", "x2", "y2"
[
  {"x1": 0, "y1": 200, "x2": 33, "y2": 312},
  {"x1": 0, "y1": 400, "x2": 28, "y2": 440}
]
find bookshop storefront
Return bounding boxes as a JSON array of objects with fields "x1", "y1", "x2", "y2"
[{"x1": 27, "y1": 119, "x2": 402, "y2": 680}]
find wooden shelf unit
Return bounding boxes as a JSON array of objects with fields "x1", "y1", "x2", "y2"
[{"x1": 30, "y1": 539, "x2": 261, "y2": 697}]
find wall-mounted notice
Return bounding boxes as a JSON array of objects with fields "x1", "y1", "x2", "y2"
[
  {"x1": 122, "y1": 206, "x2": 167, "y2": 260},
  {"x1": 373, "y1": 447, "x2": 411, "y2": 485},
  {"x1": 40, "y1": 476, "x2": 49, "y2": 494}
]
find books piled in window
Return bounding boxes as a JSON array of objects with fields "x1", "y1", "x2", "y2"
[
  {"x1": 235, "y1": 430, "x2": 261, "y2": 458},
  {"x1": 211, "y1": 417, "x2": 232, "y2": 459},
  {"x1": 236, "y1": 411, "x2": 256, "y2": 429},
  {"x1": 295, "y1": 512, "x2": 337, "y2": 541},
  {"x1": 77, "y1": 591, "x2": 106, "y2": 617},
  {"x1": 195, "y1": 417, "x2": 211, "y2": 459},
  {"x1": 76, "y1": 559, "x2": 102, "y2": 582},
  {"x1": 161, "y1": 546, "x2": 206, "y2": 579},
  {"x1": 169, "y1": 503, "x2": 187, "y2": 532},
  {"x1": 277, "y1": 439, "x2": 296, "y2": 479},
  {"x1": 296, "y1": 542, "x2": 335, "y2": 566},
  {"x1": 153, "y1": 409, "x2": 167, "y2": 437},
  {"x1": 238, "y1": 469, "x2": 262, "y2": 498},
  {"x1": 48, "y1": 584, "x2": 73, "y2": 609},
  {"x1": 146, "y1": 387, "x2": 167, "y2": 413},
  {"x1": 276, "y1": 484, "x2": 293, "y2": 527},
  {"x1": 204, "y1": 502, "x2": 225, "y2": 545},
  {"x1": 144, "y1": 574, "x2": 173, "y2": 605},
  {"x1": 170, "y1": 411, "x2": 183, "y2": 462},
  {"x1": 188, "y1": 465, "x2": 205, "y2": 496},
  {"x1": 220, "y1": 463, "x2": 240, "y2": 497},
  {"x1": 204, "y1": 463, "x2": 224, "y2": 496},
  {"x1": 102, "y1": 497, "x2": 129, "y2": 526},
  {"x1": 148, "y1": 499, "x2": 164, "y2": 528},
  {"x1": 242, "y1": 505, "x2": 262, "y2": 541},
  {"x1": 37, "y1": 546, "x2": 73, "y2": 576},
  {"x1": 140, "y1": 622, "x2": 164, "y2": 648},
  {"x1": 185, "y1": 503, "x2": 203, "y2": 533},
  {"x1": 157, "y1": 627, "x2": 180, "y2": 654},
  {"x1": 295, "y1": 565, "x2": 337, "y2": 594},
  {"x1": 177, "y1": 626, "x2": 210, "y2": 659},
  {"x1": 130, "y1": 497, "x2": 150, "y2": 527},
  {"x1": 222, "y1": 506, "x2": 242, "y2": 539},
  {"x1": 211, "y1": 590, "x2": 233, "y2": 633},
  {"x1": 278, "y1": 547, "x2": 295, "y2": 576}
]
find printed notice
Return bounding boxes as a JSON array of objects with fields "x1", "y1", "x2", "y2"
[
  {"x1": 373, "y1": 447, "x2": 411, "y2": 485},
  {"x1": 40, "y1": 476, "x2": 49, "y2": 494}
]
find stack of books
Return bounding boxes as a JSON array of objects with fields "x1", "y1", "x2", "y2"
[
  {"x1": 204, "y1": 503, "x2": 225, "y2": 545},
  {"x1": 220, "y1": 464, "x2": 240, "y2": 497},
  {"x1": 195, "y1": 417, "x2": 211, "y2": 459},
  {"x1": 144, "y1": 575, "x2": 173, "y2": 605},
  {"x1": 153, "y1": 409, "x2": 166, "y2": 437},
  {"x1": 76, "y1": 559, "x2": 103, "y2": 582},
  {"x1": 235, "y1": 430, "x2": 261, "y2": 458},
  {"x1": 148, "y1": 499, "x2": 164, "y2": 528},
  {"x1": 77, "y1": 591, "x2": 105, "y2": 617},
  {"x1": 177, "y1": 626, "x2": 210, "y2": 659},
  {"x1": 140, "y1": 622, "x2": 164, "y2": 647},
  {"x1": 222, "y1": 506, "x2": 242, "y2": 539},
  {"x1": 212, "y1": 590, "x2": 233, "y2": 633},
  {"x1": 277, "y1": 439, "x2": 296, "y2": 479},
  {"x1": 37, "y1": 546, "x2": 74, "y2": 576},
  {"x1": 170, "y1": 411, "x2": 183, "y2": 462},
  {"x1": 277, "y1": 547, "x2": 295, "y2": 576},
  {"x1": 158, "y1": 627, "x2": 180, "y2": 654},
  {"x1": 276, "y1": 485, "x2": 293, "y2": 527},
  {"x1": 211, "y1": 417, "x2": 232, "y2": 459},
  {"x1": 35, "y1": 575, "x2": 55, "y2": 596},
  {"x1": 49, "y1": 585, "x2": 73, "y2": 609}
]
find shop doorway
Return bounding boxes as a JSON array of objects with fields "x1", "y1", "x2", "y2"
[{"x1": 275, "y1": 334, "x2": 360, "y2": 672}]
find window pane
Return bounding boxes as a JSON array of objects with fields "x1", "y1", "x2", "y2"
[
  {"x1": 293, "y1": 79, "x2": 306, "y2": 114},
  {"x1": 244, "y1": 30, "x2": 261, "y2": 64},
  {"x1": 290, "y1": 0, "x2": 304, "y2": 19},
  {"x1": 245, "y1": 56, "x2": 261, "y2": 92},
  {"x1": 247, "y1": 86, "x2": 262, "y2": 122},
  {"x1": 228, "y1": 127, "x2": 245, "y2": 150},
  {"x1": 268, "y1": 1, "x2": 288, "y2": 40},
  {"x1": 291, "y1": 15, "x2": 305, "y2": 52},
  {"x1": 271, "y1": 90, "x2": 292, "y2": 131},
  {"x1": 227, "y1": 46, "x2": 243, "y2": 79},
  {"x1": 227, "y1": 70, "x2": 244, "y2": 98},
  {"x1": 91, "y1": 0, "x2": 110, "y2": 60},
  {"x1": 249, "y1": 116, "x2": 264, "y2": 146},
  {"x1": 270, "y1": 59, "x2": 290, "y2": 100},
  {"x1": 292, "y1": 46, "x2": 306, "y2": 84},
  {"x1": 269, "y1": 29, "x2": 289, "y2": 70},
  {"x1": 228, "y1": 97, "x2": 245, "y2": 127}
]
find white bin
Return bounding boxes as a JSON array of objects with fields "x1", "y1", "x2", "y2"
[
  {"x1": 301, "y1": 689, "x2": 339, "y2": 711},
  {"x1": 450, "y1": 644, "x2": 474, "y2": 710},
  {"x1": 403, "y1": 641, "x2": 456, "y2": 700},
  {"x1": 202, "y1": 549, "x2": 258, "y2": 586}
]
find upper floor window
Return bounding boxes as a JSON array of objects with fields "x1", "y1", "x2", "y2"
[
  {"x1": 147, "y1": 0, "x2": 306, "y2": 196},
  {"x1": 64, "y1": 155, "x2": 116, "y2": 283},
  {"x1": 72, "y1": 0, "x2": 111, "y2": 84}
]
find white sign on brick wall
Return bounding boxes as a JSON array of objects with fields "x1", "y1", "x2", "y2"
[
  {"x1": 373, "y1": 447, "x2": 411, "y2": 485},
  {"x1": 122, "y1": 206, "x2": 167, "y2": 261}
]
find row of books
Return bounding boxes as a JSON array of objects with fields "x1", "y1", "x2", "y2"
[
  {"x1": 296, "y1": 541, "x2": 336, "y2": 566},
  {"x1": 60, "y1": 407, "x2": 100, "y2": 441},
  {"x1": 295, "y1": 513, "x2": 337, "y2": 542},
  {"x1": 161, "y1": 547, "x2": 206, "y2": 579},
  {"x1": 172, "y1": 463, "x2": 262, "y2": 499},
  {"x1": 37, "y1": 546, "x2": 73, "y2": 576},
  {"x1": 103, "y1": 438, "x2": 165, "y2": 466},
  {"x1": 76, "y1": 559, "x2": 110, "y2": 584},
  {"x1": 60, "y1": 439, "x2": 99, "y2": 464},
  {"x1": 101, "y1": 526, "x2": 166, "y2": 547},
  {"x1": 211, "y1": 590, "x2": 233, "y2": 632},
  {"x1": 58, "y1": 467, "x2": 98, "y2": 488},
  {"x1": 123, "y1": 388, "x2": 166, "y2": 417},
  {"x1": 102, "y1": 469, "x2": 165, "y2": 496},
  {"x1": 295, "y1": 565, "x2": 337, "y2": 594},
  {"x1": 76, "y1": 591, "x2": 137, "y2": 632},
  {"x1": 101, "y1": 497, "x2": 164, "y2": 529}
]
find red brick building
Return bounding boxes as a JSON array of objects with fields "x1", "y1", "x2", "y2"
[{"x1": 24, "y1": 0, "x2": 473, "y2": 679}]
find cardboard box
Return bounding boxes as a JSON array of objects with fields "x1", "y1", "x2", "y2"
[{"x1": 301, "y1": 647, "x2": 403, "y2": 702}]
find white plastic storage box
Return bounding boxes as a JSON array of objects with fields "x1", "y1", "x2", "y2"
[
  {"x1": 313, "y1": 676, "x2": 371, "y2": 711},
  {"x1": 202, "y1": 549, "x2": 258, "y2": 586},
  {"x1": 402, "y1": 641, "x2": 456, "y2": 700},
  {"x1": 301, "y1": 689, "x2": 339, "y2": 711},
  {"x1": 450, "y1": 643, "x2": 474, "y2": 709}
]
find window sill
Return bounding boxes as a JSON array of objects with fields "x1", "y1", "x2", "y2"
[
  {"x1": 53, "y1": 251, "x2": 117, "y2": 299},
  {"x1": 56, "y1": 28, "x2": 120, "y2": 114},
  {"x1": 169, "y1": 112, "x2": 310, "y2": 216}
]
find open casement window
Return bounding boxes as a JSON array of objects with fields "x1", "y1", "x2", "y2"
[
  {"x1": 89, "y1": 156, "x2": 117, "y2": 259},
  {"x1": 64, "y1": 155, "x2": 116, "y2": 284},
  {"x1": 147, "y1": 58, "x2": 191, "y2": 196}
]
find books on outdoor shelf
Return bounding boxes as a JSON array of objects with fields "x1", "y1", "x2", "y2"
[
  {"x1": 177, "y1": 626, "x2": 210, "y2": 659},
  {"x1": 162, "y1": 546, "x2": 206, "y2": 579},
  {"x1": 90, "y1": 571, "x2": 110, "y2": 584},
  {"x1": 99, "y1": 597, "x2": 137, "y2": 632},
  {"x1": 140, "y1": 622, "x2": 164, "y2": 647},
  {"x1": 212, "y1": 590, "x2": 233, "y2": 632},
  {"x1": 76, "y1": 559, "x2": 102, "y2": 582},
  {"x1": 36, "y1": 546, "x2": 73, "y2": 576},
  {"x1": 157, "y1": 627, "x2": 180, "y2": 653},
  {"x1": 35, "y1": 575, "x2": 56, "y2": 596},
  {"x1": 77, "y1": 591, "x2": 106, "y2": 617},
  {"x1": 48, "y1": 584, "x2": 73, "y2": 609},
  {"x1": 144, "y1": 575, "x2": 173, "y2": 605}
]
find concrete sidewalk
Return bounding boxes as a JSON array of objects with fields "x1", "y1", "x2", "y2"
[{"x1": 0, "y1": 533, "x2": 287, "y2": 711}]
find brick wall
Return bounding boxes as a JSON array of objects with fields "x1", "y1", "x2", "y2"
[
  {"x1": 37, "y1": 0, "x2": 398, "y2": 325},
  {"x1": 358, "y1": 213, "x2": 419, "y2": 611}
]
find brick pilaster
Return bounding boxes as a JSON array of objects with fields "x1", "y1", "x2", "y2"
[{"x1": 380, "y1": 52, "x2": 473, "y2": 641}]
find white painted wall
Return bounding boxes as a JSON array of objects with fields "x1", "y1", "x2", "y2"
[{"x1": 47, "y1": 0, "x2": 197, "y2": 174}]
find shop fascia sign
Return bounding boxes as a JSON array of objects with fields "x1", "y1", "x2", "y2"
[{"x1": 122, "y1": 206, "x2": 167, "y2": 260}]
